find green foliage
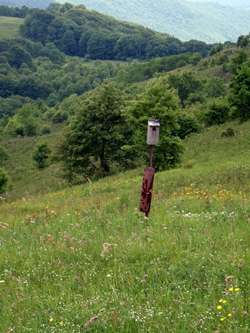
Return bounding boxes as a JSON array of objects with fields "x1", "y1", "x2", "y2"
[
  {"x1": 221, "y1": 125, "x2": 235, "y2": 138},
  {"x1": 59, "y1": 0, "x2": 250, "y2": 43},
  {"x1": 204, "y1": 76, "x2": 227, "y2": 98},
  {"x1": 167, "y1": 70, "x2": 204, "y2": 106},
  {"x1": 126, "y1": 74, "x2": 184, "y2": 170},
  {"x1": 202, "y1": 98, "x2": 230, "y2": 127},
  {"x1": 3, "y1": 104, "x2": 40, "y2": 138},
  {"x1": 174, "y1": 112, "x2": 200, "y2": 139},
  {"x1": 56, "y1": 80, "x2": 133, "y2": 182},
  {"x1": 0, "y1": 145, "x2": 9, "y2": 166},
  {"x1": 39, "y1": 125, "x2": 51, "y2": 135},
  {"x1": 32, "y1": 142, "x2": 51, "y2": 169},
  {"x1": 0, "y1": 167, "x2": 8, "y2": 193},
  {"x1": 51, "y1": 110, "x2": 68, "y2": 123},
  {"x1": 188, "y1": 52, "x2": 202, "y2": 65},
  {"x1": 19, "y1": 5, "x2": 212, "y2": 61},
  {"x1": 229, "y1": 59, "x2": 250, "y2": 123},
  {"x1": 229, "y1": 49, "x2": 249, "y2": 74}
]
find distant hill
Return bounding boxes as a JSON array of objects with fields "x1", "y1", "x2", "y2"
[
  {"x1": 195, "y1": 0, "x2": 249, "y2": 6},
  {"x1": 54, "y1": 0, "x2": 250, "y2": 43},
  {"x1": 0, "y1": 0, "x2": 52, "y2": 10}
]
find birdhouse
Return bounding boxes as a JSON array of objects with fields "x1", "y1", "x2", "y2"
[{"x1": 147, "y1": 120, "x2": 160, "y2": 145}]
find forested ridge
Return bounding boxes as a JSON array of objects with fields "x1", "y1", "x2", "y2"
[
  {"x1": 1, "y1": 2, "x2": 250, "y2": 194},
  {"x1": 56, "y1": 0, "x2": 250, "y2": 43},
  {"x1": 2, "y1": 0, "x2": 250, "y2": 42}
]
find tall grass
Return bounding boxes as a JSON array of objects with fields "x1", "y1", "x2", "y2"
[{"x1": 1, "y1": 121, "x2": 250, "y2": 332}]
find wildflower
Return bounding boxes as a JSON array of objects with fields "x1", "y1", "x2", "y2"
[
  {"x1": 59, "y1": 321, "x2": 63, "y2": 325},
  {"x1": 217, "y1": 305, "x2": 222, "y2": 310},
  {"x1": 229, "y1": 287, "x2": 234, "y2": 292},
  {"x1": 50, "y1": 318, "x2": 54, "y2": 322},
  {"x1": 199, "y1": 319, "x2": 204, "y2": 324},
  {"x1": 228, "y1": 313, "x2": 232, "y2": 317},
  {"x1": 144, "y1": 274, "x2": 148, "y2": 279},
  {"x1": 243, "y1": 311, "x2": 248, "y2": 315},
  {"x1": 234, "y1": 288, "x2": 240, "y2": 292},
  {"x1": 219, "y1": 299, "x2": 226, "y2": 303},
  {"x1": 220, "y1": 317, "x2": 225, "y2": 321}
]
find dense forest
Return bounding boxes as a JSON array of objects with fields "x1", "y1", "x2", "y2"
[
  {"x1": 56, "y1": 0, "x2": 250, "y2": 43},
  {"x1": 20, "y1": 3, "x2": 212, "y2": 60},
  {"x1": 1, "y1": 2, "x2": 250, "y2": 189}
]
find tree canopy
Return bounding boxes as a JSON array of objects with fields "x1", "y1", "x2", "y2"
[{"x1": 56, "y1": 80, "x2": 133, "y2": 182}]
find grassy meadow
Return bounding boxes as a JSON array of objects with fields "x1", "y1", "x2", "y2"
[
  {"x1": 0, "y1": 17, "x2": 23, "y2": 39},
  {"x1": 1, "y1": 121, "x2": 250, "y2": 332}
]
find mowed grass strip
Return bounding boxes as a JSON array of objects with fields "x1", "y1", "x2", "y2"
[{"x1": 0, "y1": 16, "x2": 23, "y2": 39}]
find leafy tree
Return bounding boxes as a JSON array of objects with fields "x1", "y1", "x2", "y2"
[
  {"x1": 229, "y1": 49, "x2": 249, "y2": 74},
  {"x1": 174, "y1": 112, "x2": 200, "y2": 139},
  {"x1": 204, "y1": 77, "x2": 227, "y2": 98},
  {"x1": 188, "y1": 52, "x2": 202, "y2": 65},
  {"x1": 202, "y1": 98, "x2": 230, "y2": 127},
  {"x1": 0, "y1": 145, "x2": 9, "y2": 166},
  {"x1": 32, "y1": 142, "x2": 52, "y2": 169},
  {"x1": 61, "y1": 30, "x2": 78, "y2": 56},
  {"x1": 229, "y1": 60, "x2": 250, "y2": 122},
  {"x1": 0, "y1": 167, "x2": 8, "y2": 194},
  {"x1": 236, "y1": 34, "x2": 250, "y2": 48},
  {"x1": 56, "y1": 80, "x2": 132, "y2": 182},
  {"x1": 167, "y1": 70, "x2": 204, "y2": 106},
  {"x1": 125, "y1": 74, "x2": 184, "y2": 170}
]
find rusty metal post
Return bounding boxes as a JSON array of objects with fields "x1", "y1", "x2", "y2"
[
  {"x1": 139, "y1": 167, "x2": 155, "y2": 217},
  {"x1": 139, "y1": 117, "x2": 160, "y2": 217}
]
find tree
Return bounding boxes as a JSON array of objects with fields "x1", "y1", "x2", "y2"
[
  {"x1": 229, "y1": 60, "x2": 250, "y2": 122},
  {"x1": 0, "y1": 145, "x2": 9, "y2": 166},
  {"x1": 229, "y1": 49, "x2": 249, "y2": 74},
  {"x1": 0, "y1": 167, "x2": 8, "y2": 194},
  {"x1": 56, "y1": 80, "x2": 132, "y2": 181},
  {"x1": 32, "y1": 142, "x2": 52, "y2": 169},
  {"x1": 125, "y1": 74, "x2": 184, "y2": 170},
  {"x1": 167, "y1": 70, "x2": 204, "y2": 106}
]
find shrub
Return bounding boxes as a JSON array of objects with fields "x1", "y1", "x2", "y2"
[
  {"x1": 0, "y1": 145, "x2": 9, "y2": 166},
  {"x1": 175, "y1": 112, "x2": 200, "y2": 139},
  {"x1": 0, "y1": 167, "x2": 9, "y2": 194},
  {"x1": 51, "y1": 110, "x2": 68, "y2": 123},
  {"x1": 202, "y1": 99, "x2": 230, "y2": 127},
  {"x1": 40, "y1": 125, "x2": 51, "y2": 135},
  {"x1": 32, "y1": 142, "x2": 52, "y2": 169},
  {"x1": 221, "y1": 126, "x2": 235, "y2": 137}
]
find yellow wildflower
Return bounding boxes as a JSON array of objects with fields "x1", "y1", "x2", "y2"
[{"x1": 217, "y1": 305, "x2": 222, "y2": 310}]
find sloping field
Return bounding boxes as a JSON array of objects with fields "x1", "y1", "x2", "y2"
[
  {"x1": 0, "y1": 16, "x2": 23, "y2": 39},
  {"x1": 1, "y1": 121, "x2": 250, "y2": 332}
]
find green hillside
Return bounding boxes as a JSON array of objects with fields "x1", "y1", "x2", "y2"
[
  {"x1": 1, "y1": 120, "x2": 250, "y2": 332},
  {"x1": 56, "y1": 0, "x2": 250, "y2": 43},
  {"x1": 0, "y1": 16, "x2": 23, "y2": 38},
  {"x1": 1, "y1": 3, "x2": 250, "y2": 331}
]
